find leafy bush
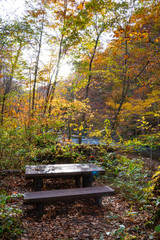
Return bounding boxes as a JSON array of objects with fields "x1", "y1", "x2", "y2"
[
  {"x1": 124, "y1": 134, "x2": 160, "y2": 152},
  {"x1": 0, "y1": 191, "x2": 23, "y2": 240},
  {"x1": 124, "y1": 138, "x2": 146, "y2": 150},
  {"x1": 0, "y1": 126, "x2": 58, "y2": 170},
  {"x1": 101, "y1": 154, "x2": 149, "y2": 202}
]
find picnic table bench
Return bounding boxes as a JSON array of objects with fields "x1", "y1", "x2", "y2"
[
  {"x1": 24, "y1": 186, "x2": 115, "y2": 217},
  {"x1": 24, "y1": 163, "x2": 115, "y2": 217}
]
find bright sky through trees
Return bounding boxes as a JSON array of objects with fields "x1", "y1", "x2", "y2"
[
  {"x1": 1, "y1": 0, "x2": 25, "y2": 20},
  {"x1": 0, "y1": 0, "x2": 72, "y2": 78}
]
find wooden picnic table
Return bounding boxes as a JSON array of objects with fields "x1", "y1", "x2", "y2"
[
  {"x1": 25, "y1": 163, "x2": 105, "y2": 191},
  {"x1": 24, "y1": 163, "x2": 115, "y2": 218}
]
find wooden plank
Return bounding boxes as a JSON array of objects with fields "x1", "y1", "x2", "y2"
[
  {"x1": 24, "y1": 186, "x2": 115, "y2": 204},
  {"x1": 25, "y1": 163, "x2": 105, "y2": 179}
]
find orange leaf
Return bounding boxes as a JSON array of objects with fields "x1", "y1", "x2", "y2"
[
  {"x1": 77, "y1": 3, "x2": 83, "y2": 10},
  {"x1": 12, "y1": 191, "x2": 18, "y2": 195}
]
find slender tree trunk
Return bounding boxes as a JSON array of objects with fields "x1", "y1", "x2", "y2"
[
  {"x1": 31, "y1": 14, "x2": 44, "y2": 115},
  {"x1": 68, "y1": 116, "x2": 72, "y2": 140},
  {"x1": 112, "y1": 37, "x2": 129, "y2": 130},
  {"x1": 43, "y1": 69, "x2": 54, "y2": 114},
  {"x1": 48, "y1": 37, "x2": 63, "y2": 115},
  {"x1": 78, "y1": 31, "x2": 101, "y2": 144},
  {"x1": 85, "y1": 33, "x2": 101, "y2": 99},
  {"x1": 26, "y1": 65, "x2": 32, "y2": 142},
  {"x1": 29, "y1": 65, "x2": 32, "y2": 120},
  {"x1": 44, "y1": 0, "x2": 68, "y2": 116},
  {"x1": 112, "y1": 32, "x2": 150, "y2": 131},
  {"x1": 0, "y1": 42, "x2": 22, "y2": 125}
]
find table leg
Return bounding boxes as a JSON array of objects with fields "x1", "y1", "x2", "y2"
[
  {"x1": 82, "y1": 176, "x2": 94, "y2": 187},
  {"x1": 95, "y1": 197, "x2": 102, "y2": 206},
  {"x1": 75, "y1": 176, "x2": 81, "y2": 188},
  {"x1": 35, "y1": 203, "x2": 44, "y2": 218},
  {"x1": 34, "y1": 179, "x2": 43, "y2": 191}
]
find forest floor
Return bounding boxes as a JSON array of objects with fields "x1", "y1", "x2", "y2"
[{"x1": 0, "y1": 154, "x2": 160, "y2": 240}]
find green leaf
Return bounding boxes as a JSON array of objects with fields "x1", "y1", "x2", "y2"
[{"x1": 155, "y1": 225, "x2": 160, "y2": 233}]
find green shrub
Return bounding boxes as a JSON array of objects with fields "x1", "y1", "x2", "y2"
[
  {"x1": 0, "y1": 191, "x2": 23, "y2": 240},
  {"x1": 101, "y1": 154, "x2": 149, "y2": 202},
  {"x1": 0, "y1": 126, "x2": 58, "y2": 170}
]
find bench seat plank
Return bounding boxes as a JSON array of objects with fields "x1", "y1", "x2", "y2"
[{"x1": 24, "y1": 186, "x2": 115, "y2": 204}]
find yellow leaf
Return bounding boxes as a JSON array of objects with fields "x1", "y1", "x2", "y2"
[
  {"x1": 77, "y1": 3, "x2": 83, "y2": 10},
  {"x1": 79, "y1": 124, "x2": 84, "y2": 131}
]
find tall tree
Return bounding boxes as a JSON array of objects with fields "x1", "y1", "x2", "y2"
[
  {"x1": 43, "y1": 0, "x2": 82, "y2": 115},
  {"x1": 110, "y1": 0, "x2": 160, "y2": 132},
  {"x1": 87, "y1": 0, "x2": 160, "y2": 137},
  {"x1": 25, "y1": 1, "x2": 47, "y2": 116},
  {"x1": 0, "y1": 19, "x2": 32, "y2": 125},
  {"x1": 72, "y1": 0, "x2": 126, "y2": 142}
]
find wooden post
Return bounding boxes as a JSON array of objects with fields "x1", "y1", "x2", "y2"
[
  {"x1": 82, "y1": 175, "x2": 94, "y2": 187},
  {"x1": 95, "y1": 197, "x2": 102, "y2": 206},
  {"x1": 33, "y1": 178, "x2": 43, "y2": 191},
  {"x1": 75, "y1": 176, "x2": 81, "y2": 187},
  {"x1": 35, "y1": 203, "x2": 44, "y2": 218}
]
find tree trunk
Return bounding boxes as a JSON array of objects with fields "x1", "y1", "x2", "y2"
[
  {"x1": 112, "y1": 34, "x2": 150, "y2": 131},
  {"x1": 0, "y1": 42, "x2": 22, "y2": 125},
  {"x1": 44, "y1": 0, "x2": 68, "y2": 116},
  {"x1": 112, "y1": 38, "x2": 129, "y2": 130},
  {"x1": 78, "y1": 31, "x2": 101, "y2": 144},
  {"x1": 48, "y1": 30, "x2": 64, "y2": 116},
  {"x1": 31, "y1": 14, "x2": 44, "y2": 115}
]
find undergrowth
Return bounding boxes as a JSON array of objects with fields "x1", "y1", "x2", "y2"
[
  {"x1": 0, "y1": 192, "x2": 23, "y2": 240},
  {"x1": 98, "y1": 153, "x2": 150, "y2": 203}
]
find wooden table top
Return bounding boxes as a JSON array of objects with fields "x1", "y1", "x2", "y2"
[{"x1": 25, "y1": 163, "x2": 105, "y2": 179}]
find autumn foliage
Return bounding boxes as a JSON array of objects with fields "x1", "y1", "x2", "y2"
[{"x1": 0, "y1": 0, "x2": 159, "y2": 165}]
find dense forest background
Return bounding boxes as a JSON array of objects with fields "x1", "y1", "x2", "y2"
[{"x1": 0, "y1": 0, "x2": 160, "y2": 168}]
